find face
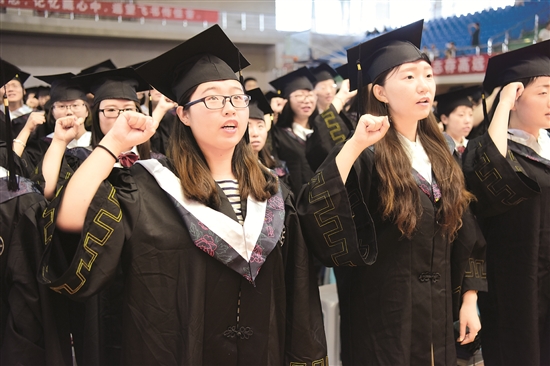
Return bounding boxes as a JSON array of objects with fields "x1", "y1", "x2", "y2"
[
  {"x1": 289, "y1": 89, "x2": 317, "y2": 120},
  {"x1": 52, "y1": 99, "x2": 89, "y2": 120},
  {"x1": 511, "y1": 76, "x2": 550, "y2": 133},
  {"x1": 98, "y1": 99, "x2": 139, "y2": 135},
  {"x1": 177, "y1": 79, "x2": 249, "y2": 154},
  {"x1": 374, "y1": 60, "x2": 436, "y2": 123},
  {"x1": 2, "y1": 79, "x2": 25, "y2": 104},
  {"x1": 441, "y1": 105, "x2": 474, "y2": 141},
  {"x1": 314, "y1": 79, "x2": 337, "y2": 108},
  {"x1": 248, "y1": 117, "x2": 268, "y2": 154},
  {"x1": 244, "y1": 79, "x2": 258, "y2": 91},
  {"x1": 149, "y1": 88, "x2": 163, "y2": 103}
]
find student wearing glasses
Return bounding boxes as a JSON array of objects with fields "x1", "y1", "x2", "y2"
[
  {"x1": 38, "y1": 68, "x2": 152, "y2": 201},
  {"x1": 269, "y1": 67, "x2": 319, "y2": 197},
  {"x1": 37, "y1": 25, "x2": 326, "y2": 365}
]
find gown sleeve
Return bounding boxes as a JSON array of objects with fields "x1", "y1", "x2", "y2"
[
  {"x1": 297, "y1": 144, "x2": 377, "y2": 267},
  {"x1": 281, "y1": 186, "x2": 328, "y2": 364},
  {"x1": 306, "y1": 104, "x2": 351, "y2": 172},
  {"x1": 37, "y1": 168, "x2": 139, "y2": 301},
  {"x1": 450, "y1": 207, "x2": 488, "y2": 319},
  {"x1": 1, "y1": 198, "x2": 73, "y2": 366},
  {"x1": 463, "y1": 132, "x2": 540, "y2": 218}
]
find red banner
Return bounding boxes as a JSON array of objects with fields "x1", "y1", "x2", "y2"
[
  {"x1": 432, "y1": 54, "x2": 490, "y2": 76},
  {"x1": 0, "y1": 0, "x2": 218, "y2": 22}
]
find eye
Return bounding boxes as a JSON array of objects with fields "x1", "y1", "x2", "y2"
[
  {"x1": 426, "y1": 73, "x2": 433, "y2": 78},
  {"x1": 406, "y1": 75, "x2": 414, "y2": 80},
  {"x1": 106, "y1": 108, "x2": 118, "y2": 113},
  {"x1": 124, "y1": 108, "x2": 136, "y2": 112},
  {"x1": 207, "y1": 95, "x2": 221, "y2": 101}
]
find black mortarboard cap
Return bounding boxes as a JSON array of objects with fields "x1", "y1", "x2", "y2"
[
  {"x1": 135, "y1": 24, "x2": 250, "y2": 105},
  {"x1": 127, "y1": 60, "x2": 149, "y2": 70},
  {"x1": 0, "y1": 58, "x2": 30, "y2": 86},
  {"x1": 435, "y1": 85, "x2": 479, "y2": 118},
  {"x1": 311, "y1": 63, "x2": 339, "y2": 83},
  {"x1": 72, "y1": 67, "x2": 151, "y2": 105},
  {"x1": 247, "y1": 88, "x2": 273, "y2": 120},
  {"x1": 347, "y1": 19, "x2": 424, "y2": 90},
  {"x1": 269, "y1": 67, "x2": 317, "y2": 98},
  {"x1": 483, "y1": 40, "x2": 550, "y2": 93},
  {"x1": 35, "y1": 72, "x2": 87, "y2": 104},
  {"x1": 78, "y1": 59, "x2": 117, "y2": 76},
  {"x1": 335, "y1": 63, "x2": 349, "y2": 80}
]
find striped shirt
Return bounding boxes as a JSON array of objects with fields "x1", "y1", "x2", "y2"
[{"x1": 216, "y1": 179, "x2": 244, "y2": 224}]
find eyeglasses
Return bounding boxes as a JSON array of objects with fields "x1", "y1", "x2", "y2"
[
  {"x1": 54, "y1": 103, "x2": 86, "y2": 111},
  {"x1": 184, "y1": 94, "x2": 251, "y2": 110},
  {"x1": 290, "y1": 93, "x2": 317, "y2": 103},
  {"x1": 99, "y1": 108, "x2": 140, "y2": 118}
]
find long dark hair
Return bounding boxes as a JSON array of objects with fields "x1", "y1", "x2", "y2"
[
  {"x1": 369, "y1": 61, "x2": 474, "y2": 240},
  {"x1": 90, "y1": 102, "x2": 151, "y2": 159},
  {"x1": 168, "y1": 85, "x2": 279, "y2": 209},
  {"x1": 276, "y1": 97, "x2": 319, "y2": 129}
]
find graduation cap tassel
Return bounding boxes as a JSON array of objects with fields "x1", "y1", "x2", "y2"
[
  {"x1": 148, "y1": 92, "x2": 153, "y2": 117},
  {"x1": 356, "y1": 61, "x2": 363, "y2": 126},
  {"x1": 3, "y1": 89, "x2": 19, "y2": 191},
  {"x1": 237, "y1": 49, "x2": 244, "y2": 87},
  {"x1": 480, "y1": 91, "x2": 489, "y2": 135}
]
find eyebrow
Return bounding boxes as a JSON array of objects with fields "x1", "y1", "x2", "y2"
[
  {"x1": 399, "y1": 65, "x2": 432, "y2": 73},
  {"x1": 201, "y1": 85, "x2": 243, "y2": 94}
]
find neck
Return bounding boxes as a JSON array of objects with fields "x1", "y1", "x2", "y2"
[
  {"x1": 509, "y1": 113, "x2": 540, "y2": 139},
  {"x1": 448, "y1": 133, "x2": 465, "y2": 146},
  {"x1": 9, "y1": 100, "x2": 23, "y2": 111},
  {"x1": 392, "y1": 117, "x2": 418, "y2": 142},
  {"x1": 75, "y1": 126, "x2": 87, "y2": 140},
  {"x1": 294, "y1": 116, "x2": 309, "y2": 128},
  {"x1": 202, "y1": 147, "x2": 236, "y2": 181},
  {"x1": 317, "y1": 101, "x2": 329, "y2": 113}
]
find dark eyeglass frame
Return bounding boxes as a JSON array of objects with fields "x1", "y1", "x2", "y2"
[
  {"x1": 99, "y1": 108, "x2": 140, "y2": 118},
  {"x1": 183, "y1": 94, "x2": 251, "y2": 110}
]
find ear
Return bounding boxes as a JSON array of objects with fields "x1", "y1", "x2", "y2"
[
  {"x1": 176, "y1": 106, "x2": 190, "y2": 126},
  {"x1": 372, "y1": 84, "x2": 388, "y2": 103},
  {"x1": 440, "y1": 114, "x2": 449, "y2": 125}
]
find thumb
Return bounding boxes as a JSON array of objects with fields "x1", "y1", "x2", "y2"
[{"x1": 457, "y1": 321, "x2": 466, "y2": 342}]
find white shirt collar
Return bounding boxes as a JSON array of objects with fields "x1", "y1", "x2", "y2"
[
  {"x1": 46, "y1": 131, "x2": 92, "y2": 149},
  {"x1": 292, "y1": 122, "x2": 313, "y2": 141},
  {"x1": 508, "y1": 128, "x2": 550, "y2": 161},
  {"x1": 0, "y1": 104, "x2": 33, "y2": 119},
  {"x1": 397, "y1": 132, "x2": 432, "y2": 183}
]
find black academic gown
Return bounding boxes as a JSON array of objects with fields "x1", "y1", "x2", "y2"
[
  {"x1": 0, "y1": 144, "x2": 72, "y2": 365},
  {"x1": 463, "y1": 132, "x2": 550, "y2": 366},
  {"x1": 297, "y1": 145, "x2": 487, "y2": 366},
  {"x1": 37, "y1": 158, "x2": 327, "y2": 366},
  {"x1": 306, "y1": 104, "x2": 352, "y2": 172},
  {"x1": 272, "y1": 126, "x2": 314, "y2": 197}
]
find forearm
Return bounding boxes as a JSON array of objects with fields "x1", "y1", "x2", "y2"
[
  {"x1": 12, "y1": 128, "x2": 32, "y2": 156},
  {"x1": 335, "y1": 138, "x2": 364, "y2": 183},
  {"x1": 487, "y1": 101, "x2": 511, "y2": 157},
  {"x1": 42, "y1": 139, "x2": 69, "y2": 200},
  {"x1": 56, "y1": 137, "x2": 121, "y2": 232},
  {"x1": 332, "y1": 96, "x2": 345, "y2": 114}
]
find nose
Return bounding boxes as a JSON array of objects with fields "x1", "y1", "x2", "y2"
[{"x1": 222, "y1": 97, "x2": 237, "y2": 115}]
